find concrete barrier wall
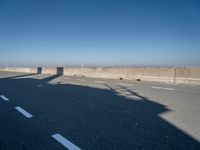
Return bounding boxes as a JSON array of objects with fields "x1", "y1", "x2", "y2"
[
  {"x1": 64, "y1": 67, "x2": 175, "y2": 83},
  {"x1": 175, "y1": 67, "x2": 200, "y2": 85},
  {"x1": 42, "y1": 67, "x2": 57, "y2": 75},
  {"x1": 0, "y1": 67, "x2": 37, "y2": 73},
  {"x1": 0, "y1": 67, "x2": 200, "y2": 85}
]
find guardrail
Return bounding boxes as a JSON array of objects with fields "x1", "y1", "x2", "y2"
[{"x1": 0, "y1": 67, "x2": 200, "y2": 85}]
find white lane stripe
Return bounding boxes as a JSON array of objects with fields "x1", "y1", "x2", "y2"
[
  {"x1": 120, "y1": 91, "x2": 131, "y2": 94},
  {"x1": 60, "y1": 82, "x2": 66, "y2": 84},
  {"x1": 95, "y1": 81, "x2": 106, "y2": 84},
  {"x1": 77, "y1": 79, "x2": 85, "y2": 81},
  {"x1": 52, "y1": 134, "x2": 81, "y2": 150},
  {"x1": 118, "y1": 83, "x2": 133, "y2": 86},
  {"x1": 15, "y1": 106, "x2": 33, "y2": 118},
  {"x1": 151, "y1": 86, "x2": 174, "y2": 91},
  {"x1": 0, "y1": 95, "x2": 9, "y2": 101},
  {"x1": 65, "y1": 77, "x2": 71, "y2": 80}
]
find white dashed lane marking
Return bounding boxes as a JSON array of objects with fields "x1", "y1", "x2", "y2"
[
  {"x1": 52, "y1": 134, "x2": 81, "y2": 150},
  {"x1": 118, "y1": 83, "x2": 133, "y2": 87},
  {"x1": 77, "y1": 79, "x2": 86, "y2": 82},
  {"x1": 151, "y1": 86, "x2": 174, "y2": 91},
  {"x1": 15, "y1": 106, "x2": 33, "y2": 118},
  {"x1": 95, "y1": 81, "x2": 106, "y2": 84},
  {"x1": 0, "y1": 95, "x2": 9, "y2": 101},
  {"x1": 64, "y1": 77, "x2": 71, "y2": 80}
]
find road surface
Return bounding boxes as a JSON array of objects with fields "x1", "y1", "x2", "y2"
[{"x1": 0, "y1": 71, "x2": 199, "y2": 150}]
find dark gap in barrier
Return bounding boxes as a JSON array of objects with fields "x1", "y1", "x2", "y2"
[
  {"x1": 37, "y1": 67, "x2": 42, "y2": 74},
  {"x1": 56, "y1": 67, "x2": 64, "y2": 75}
]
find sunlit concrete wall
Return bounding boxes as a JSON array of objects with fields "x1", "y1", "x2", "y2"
[
  {"x1": 175, "y1": 67, "x2": 200, "y2": 85},
  {"x1": 63, "y1": 67, "x2": 175, "y2": 83},
  {"x1": 0, "y1": 67, "x2": 37, "y2": 73},
  {"x1": 41, "y1": 67, "x2": 64, "y2": 75},
  {"x1": 1, "y1": 67, "x2": 200, "y2": 85},
  {"x1": 41, "y1": 67, "x2": 57, "y2": 75}
]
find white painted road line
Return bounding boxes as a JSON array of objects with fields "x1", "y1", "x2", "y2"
[
  {"x1": 65, "y1": 77, "x2": 71, "y2": 80},
  {"x1": 52, "y1": 134, "x2": 81, "y2": 150},
  {"x1": 60, "y1": 82, "x2": 66, "y2": 84},
  {"x1": 118, "y1": 83, "x2": 133, "y2": 87},
  {"x1": 95, "y1": 81, "x2": 106, "y2": 84},
  {"x1": 0, "y1": 95, "x2": 9, "y2": 101},
  {"x1": 15, "y1": 106, "x2": 33, "y2": 118},
  {"x1": 77, "y1": 79, "x2": 85, "y2": 82},
  {"x1": 151, "y1": 86, "x2": 174, "y2": 91}
]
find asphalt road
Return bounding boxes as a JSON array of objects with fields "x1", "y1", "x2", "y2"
[{"x1": 0, "y1": 71, "x2": 200, "y2": 150}]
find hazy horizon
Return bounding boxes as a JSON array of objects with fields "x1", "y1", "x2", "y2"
[{"x1": 0, "y1": 0, "x2": 200, "y2": 66}]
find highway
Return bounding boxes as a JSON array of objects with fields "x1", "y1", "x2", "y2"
[{"x1": 0, "y1": 71, "x2": 200, "y2": 150}]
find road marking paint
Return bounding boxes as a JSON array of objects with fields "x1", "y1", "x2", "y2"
[
  {"x1": 95, "y1": 81, "x2": 106, "y2": 84},
  {"x1": 52, "y1": 134, "x2": 81, "y2": 150},
  {"x1": 121, "y1": 91, "x2": 132, "y2": 95},
  {"x1": 60, "y1": 82, "x2": 66, "y2": 84},
  {"x1": 118, "y1": 83, "x2": 133, "y2": 86},
  {"x1": 15, "y1": 106, "x2": 33, "y2": 118},
  {"x1": 0, "y1": 95, "x2": 9, "y2": 101},
  {"x1": 151, "y1": 86, "x2": 174, "y2": 91},
  {"x1": 65, "y1": 77, "x2": 71, "y2": 80},
  {"x1": 191, "y1": 84, "x2": 197, "y2": 87},
  {"x1": 77, "y1": 79, "x2": 85, "y2": 82}
]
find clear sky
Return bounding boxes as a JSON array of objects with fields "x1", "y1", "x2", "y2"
[{"x1": 0, "y1": 0, "x2": 200, "y2": 67}]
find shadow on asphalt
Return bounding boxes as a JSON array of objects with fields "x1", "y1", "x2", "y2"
[
  {"x1": 5, "y1": 73, "x2": 38, "y2": 79},
  {"x1": 0, "y1": 74, "x2": 199, "y2": 150}
]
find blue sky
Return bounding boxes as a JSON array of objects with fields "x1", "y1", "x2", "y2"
[{"x1": 0, "y1": 0, "x2": 200, "y2": 67}]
